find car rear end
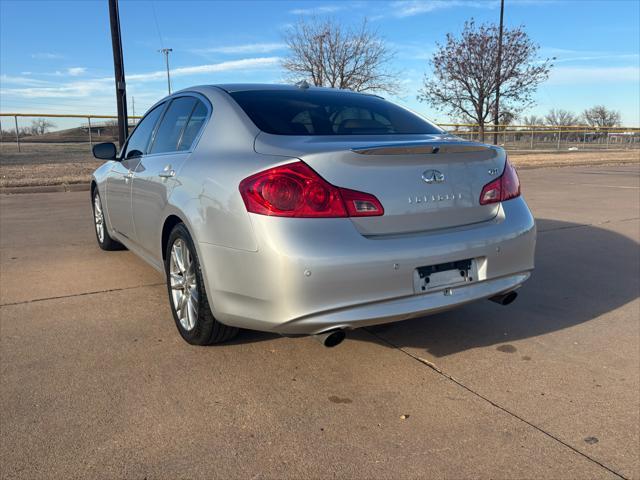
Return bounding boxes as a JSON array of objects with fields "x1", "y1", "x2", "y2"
[{"x1": 205, "y1": 86, "x2": 536, "y2": 335}]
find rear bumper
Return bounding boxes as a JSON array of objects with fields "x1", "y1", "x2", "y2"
[
  {"x1": 198, "y1": 196, "x2": 536, "y2": 334},
  {"x1": 276, "y1": 272, "x2": 529, "y2": 335}
]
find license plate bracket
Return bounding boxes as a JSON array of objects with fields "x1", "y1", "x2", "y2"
[{"x1": 413, "y1": 259, "x2": 476, "y2": 293}]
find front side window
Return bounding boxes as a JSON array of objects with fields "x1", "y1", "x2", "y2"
[
  {"x1": 150, "y1": 96, "x2": 198, "y2": 154},
  {"x1": 229, "y1": 90, "x2": 443, "y2": 136},
  {"x1": 123, "y1": 103, "x2": 164, "y2": 160}
]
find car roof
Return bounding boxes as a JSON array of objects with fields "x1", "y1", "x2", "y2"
[
  {"x1": 216, "y1": 83, "x2": 307, "y2": 93},
  {"x1": 212, "y1": 83, "x2": 381, "y2": 97}
]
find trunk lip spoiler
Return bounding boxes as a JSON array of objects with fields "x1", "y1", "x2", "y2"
[{"x1": 351, "y1": 142, "x2": 492, "y2": 155}]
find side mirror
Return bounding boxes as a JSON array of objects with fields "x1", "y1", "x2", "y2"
[{"x1": 92, "y1": 142, "x2": 118, "y2": 160}]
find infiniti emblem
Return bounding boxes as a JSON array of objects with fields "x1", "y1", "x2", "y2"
[{"x1": 422, "y1": 169, "x2": 445, "y2": 184}]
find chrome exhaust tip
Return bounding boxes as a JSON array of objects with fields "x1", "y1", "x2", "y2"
[
  {"x1": 489, "y1": 291, "x2": 518, "y2": 306},
  {"x1": 313, "y1": 329, "x2": 346, "y2": 348}
]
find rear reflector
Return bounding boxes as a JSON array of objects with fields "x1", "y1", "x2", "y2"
[
  {"x1": 479, "y1": 158, "x2": 521, "y2": 205},
  {"x1": 239, "y1": 161, "x2": 384, "y2": 218}
]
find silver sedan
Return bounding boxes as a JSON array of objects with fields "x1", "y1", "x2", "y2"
[{"x1": 91, "y1": 84, "x2": 536, "y2": 347}]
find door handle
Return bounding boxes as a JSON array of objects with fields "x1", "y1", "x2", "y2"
[{"x1": 158, "y1": 165, "x2": 176, "y2": 178}]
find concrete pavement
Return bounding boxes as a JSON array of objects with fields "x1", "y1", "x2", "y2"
[{"x1": 1, "y1": 165, "x2": 638, "y2": 479}]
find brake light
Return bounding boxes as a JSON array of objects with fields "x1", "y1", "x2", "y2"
[
  {"x1": 479, "y1": 158, "x2": 521, "y2": 205},
  {"x1": 239, "y1": 161, "x2": 384, "y2": 218}
]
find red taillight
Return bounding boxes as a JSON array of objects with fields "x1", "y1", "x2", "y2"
[
  {"x1": 239, "y1": 161, "x2": 384, "y2": 218},
  {"x1": 340, "y1": 188, "x2": 384, "y2": 217},
  {"x1": 479, "y1": 158, "x2": 521, "y2": 205}
]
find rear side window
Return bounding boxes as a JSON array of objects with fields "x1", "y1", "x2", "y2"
[
  {"x1": 150, "y1": 96, "x2": 197, "y2": 154},
  {"x1": 178, "y1": 100, "x2": 208, "y2": 151},
  {"x1": 123, "y1": 103, "x2": 164, "y2": 160},
  {"x1": 229, "y1": 90, "x2": 443, "y2": 136}
]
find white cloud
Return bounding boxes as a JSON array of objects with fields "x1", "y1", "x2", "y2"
[
  {"x1": 289, "y1": 4, "x2": 347, "y2": 15},
  {"x1": 0, "y1": 74, "x2": 53, "y2": 87},
  {"x1": 67, "y1": 67, "x2": 87, "y2": 76},
  {"x1": 1, "y1": 57, "x2": 282, "y2": 99},
  {"x1": 552, "y1": 53, "x2": 639, "y2": 64},
  {"x1": 194, "y1": 43, "x2": 285, "y2": 55},
  {"x1": 31, "y1": 52, "x2": 63, "y2": 60},
  {"x1": 548, "y1": 66, "x2": 640, "y2": 85},
  {"x1": 389, "y1": 0, "x2": 496, "y2": 17},
  {"x1": 127, "y1": 57, "x2": 281, "y2": 82},
  {"x1": 384, "y1": 0, "x2": 558, "y2": 19},
  {"x1": 1, "y1": 78, "x2": 111, "y2": 99}
]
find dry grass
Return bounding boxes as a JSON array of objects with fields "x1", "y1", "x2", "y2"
[
  {"x1": 509, "y1": 149, "x2": 640, "y2": 168},
  {"x1": 1, "y1": 142, "x2": 638, "y2": 188},
  {"x1": 0, "y1": 162, "x2": 96, "y2": 187}
]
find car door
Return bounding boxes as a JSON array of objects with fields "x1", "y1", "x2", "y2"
[
  {"x1": 105, "y1": 103, "x2": 165, "y2": 241},
  {"x1": 131, "y1": 95, "x2": 210, "y2": 261}
]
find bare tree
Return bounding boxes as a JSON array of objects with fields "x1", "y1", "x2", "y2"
[
  {"x1": 282, "y1": 18, "x2": 399, "y2": 94},
  {"x1": 522, "y1": 115, "x2": 544, "y2": 126},
  {"x1": 30, "y1": 118, "x2": 56, "y2": 136},
  {"x1": 418, "y1": 20, "x2": 552, "y2": 142},
  {"x1": 498, "y1": 110, "x2": 517, "y2": 128},
  {"x1": 545, "y1": 109, "x2": 579, "y2": 126},
  {"x1": 582, "y1": 105, "x2": 621, "y2": 128}
]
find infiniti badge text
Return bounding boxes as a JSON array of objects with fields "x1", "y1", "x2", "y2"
[{"x1": 408, "y1": 192, "x2": 463, "y2": 204}]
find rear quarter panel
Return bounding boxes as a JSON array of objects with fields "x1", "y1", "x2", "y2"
[{"x1": 166, "y1": 86, "x2": 292, "y2": 253}]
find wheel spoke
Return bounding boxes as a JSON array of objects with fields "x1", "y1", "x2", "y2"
[
  {"x1": 174, "y1": 241, "x2": 186, "y2": 274},
  {"x1": 178, "y1": 292, "x2": 188, "y2": 320},
  {"x1": 170, "y1": 248, "x2": 179, "y2": 275},
  {"x1": 187, "y1": 297, "x2": 197, "y2": 329},
  {"x1": 189, "y1": 288, "x2": 198, "y2": 311},
  {"x1": 183, "y1": 246, "x2": 192, "y2": 274},
  {"x1": 170, "y1": 273, "x2": 184, "y2": 289}
]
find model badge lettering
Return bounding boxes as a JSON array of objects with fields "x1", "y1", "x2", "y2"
[{"x1": 408, "y1": 193, "x2": 463, "y2": 204}]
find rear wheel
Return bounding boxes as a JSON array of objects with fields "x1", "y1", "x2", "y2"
[
  {"x1": 165, "y1": 223, "x2": 239, "y2": 345},
  {"x1": 92, "y1": 189, "x2": 124, "y2": 251}
]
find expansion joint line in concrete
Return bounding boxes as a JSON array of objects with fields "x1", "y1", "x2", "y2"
[
  {"x1": 364, "y1": 328, "x2": 629, "y2": 480},
  {"x1": 0, "y1": 283, "x2": 165, "y2": 307}
]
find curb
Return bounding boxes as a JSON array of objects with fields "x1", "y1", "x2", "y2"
[{"x1": 0, "y1": 183, "x2": 90, "y2": 195}]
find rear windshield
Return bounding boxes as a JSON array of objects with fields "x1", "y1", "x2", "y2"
[{"x1": 228, "y1": 89, "x2": 444, "y2": 136}]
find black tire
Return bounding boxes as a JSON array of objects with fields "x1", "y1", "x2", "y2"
[
  {"x1": 165, "y1": 223, "x2": 239, "y2": 345},
  {"x1": 92, "y1": 188, "x2": 125, "y2": 251}
]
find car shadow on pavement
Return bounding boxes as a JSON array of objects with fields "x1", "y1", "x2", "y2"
[{"x1": 362, "y1": 218, "x2": 640, "y2": 357}]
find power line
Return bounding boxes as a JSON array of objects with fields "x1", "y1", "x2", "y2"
[
  {"x1": 151, "y1": 0, "x2": 171, "y2": 95},
  {"x1": 150, "y1": 0, "x2": 165, "y2": 49}
]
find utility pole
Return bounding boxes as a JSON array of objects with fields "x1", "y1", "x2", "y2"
[
  {"x1": 159, "y1": 48, "x2": 173, "y2": 94},
  {"x1": 492, "y1": 0, "x2": 505, "y2": 145},
  {"x1": 108, "y1": 0, "x2": 128, "y2": 147},
  {"x1": 131, "y1": 96, "x2": 135, "y2": 119}
]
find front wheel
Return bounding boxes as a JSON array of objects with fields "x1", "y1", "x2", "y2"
[
  {"x1": 92, "y1": 189, "x2": 124, "y2": 251},
  {"x1": 165, "y1": 223, "x2": 239, "y2": 345}
]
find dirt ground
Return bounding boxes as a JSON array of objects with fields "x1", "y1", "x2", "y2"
[{"x1": 0, "y1": 142, "x2": 638, "y2": 188}]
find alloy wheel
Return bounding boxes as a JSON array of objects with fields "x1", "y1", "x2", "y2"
[
  {"x1": 93, "y1": 194, "x2": 105, "y2": 243},
  {"x1": 169, "y1": 238, "x2": 199, "y2": 331}
]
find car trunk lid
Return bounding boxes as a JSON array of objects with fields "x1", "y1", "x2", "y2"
[{"x1": 254, "y1": 133, "x2": 505, "y2": 235}]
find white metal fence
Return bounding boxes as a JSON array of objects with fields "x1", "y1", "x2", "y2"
[{"x1": 1, "y1": 113, "x2": 638, "y2": 154}]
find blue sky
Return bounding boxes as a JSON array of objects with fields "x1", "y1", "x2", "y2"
[{"x1": 1, "y1": 0, "x2": 639, "y2": 126}]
